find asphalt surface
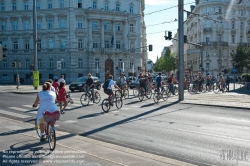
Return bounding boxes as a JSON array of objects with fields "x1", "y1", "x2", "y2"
[{"x1": 0, "y1": 90, "x2": 249, "y2": 166}]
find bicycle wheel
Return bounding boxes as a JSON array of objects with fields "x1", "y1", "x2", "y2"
[
  {"x1": 124, "y1": 89, "x2": 129, "y2": 99},
  {"x1": 80, "y1": 93, "x2": 90, "y2": 106},
  {"x1": 94, "y1": 91, "x2": 101, "y2": 104},
  {"x1": 102, "y1": 99, "x2": 110, "y2": 113},
  {"x1": 202, "y1": 85, "x2": 207, "y2": 93},
  {"x1": 166, "y1": 88, "x2": 172, "y2": 96},
  {"x1": 115, "y1": 90, "x2": 122, "y2": 98},
  {"x1": 115, "y1": 97, "x2": 123, "y2": 109},
  {"x1": 153, "y1": 93, "x2": 159, "y2": 103},
  {"x1": 138, "y1": 91, "x2": 144, "y2": 101},
  {"x1": 213, "y1": 84, "x2": 220, "y2": 94},
  {"x1": 133, "y1": 88, "x2": 138, "y2": 97},
  {"x1": 162, "y1": 90, "x2": 168, "y2": 101},
  {"x1": 34, "y1": 119, "x2": 41, "y2": 138},
  {"x1": 146, "y1": 90, "x2": 152, "y2": 99},
  {"x1": 47, "y1": 123, "x2": 56, "y2": 151},
  {"x1": 174, "y1": 86, "x2": 179, "y2": 96}
]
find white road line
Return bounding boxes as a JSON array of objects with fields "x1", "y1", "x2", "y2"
[
  {"x1": 0, "y1": 109, "x2": 30, "y2": 118},
  {"x1": 64, "y1": 120, "x2": 78, "y2": 123},
  {"x1": 121, "y1": 108, "x2": 130, "y2": 110},
  {"x1": 11, "y1": 106, "x2": 37, "y2": 114},
  {"x1": 111, "y1": 111, "x2": 120, "y2": 113},
  {"x1": 130, "y1": 106, "x2": 141, "y2": 108},
  {"x1": 5, "y1": 126, "x2": 24, "y2": 130}
]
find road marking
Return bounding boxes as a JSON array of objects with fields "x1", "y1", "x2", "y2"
[
  {"x1": 0, "y1": 109, "x2": 30, "y2": 118},
  {"x1": 121, "y1": 108, "x2": 130, "y2": 110},
  {"x1": 64, "y1": 120, "x2": 78, "y2": 123},
  {"x1": 5, "y1": 125, "x2": 24, "y2": 130},
  {"x1": 111, "y1": 111, "x2": 120, "y2": 113},
  {"x1": 11, "y1": 106, "x2": 37, "y2": 114},
  {"x1": 130, "y1": 105, "x2": 140, "y2": 108}
]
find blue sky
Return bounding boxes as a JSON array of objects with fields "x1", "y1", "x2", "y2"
[{"x1": 145, "y1": 0, "x2": 195, "y2": 62}]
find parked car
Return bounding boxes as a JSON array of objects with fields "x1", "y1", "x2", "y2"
[
  {"x1": 127, "y1": 76, "x2": 136, "y2": 85},
  {"x1": 129, "y1": 79, "x2": 139, "y2": 89},
  {"x1": 69, "y1": 76, "x2": 102, "y2": 92}
]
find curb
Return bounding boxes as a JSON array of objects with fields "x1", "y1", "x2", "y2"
[
  {"x1": 181, "y1": 102, "x2": 249, "y2": 110},
  {"x1": 9, "y1": 91, "x2": 39, "y2": 94}
]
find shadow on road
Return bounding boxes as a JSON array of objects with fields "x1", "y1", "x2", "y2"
[
  {"x1": 77, "y1": 112, "x2": 105, "y2": 119},
  {"x1": 80, "y1": 101, "x2": 180, "y2": 137}
]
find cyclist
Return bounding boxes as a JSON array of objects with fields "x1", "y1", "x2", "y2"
[
  {"x1": 104, "y1": 75, "x2": 121, "y2": 106},
  {"x1": 169, "y1": 74, "x2": 176, "y2": 95},
  {"x1": 206, "y1": 75, "x2": 211, "y2": 91},
  {"x1": 47, "y1": 79, "x2": 56, "y2": 93},
  {"x1": 33, "y1": 82, "x2": 59, "y2": 142},
  {"x1": 218, "y1": 75, "x2": 225, "y2": 92},
  {"x1": 117, "y1": 73, "x2": 127, "y2": 97},
  {"x1": 58, "y1": 75, "x2": 66, "y2": 84},
  {"x1": 82, "y1": 73, "x2": 95, "y2": 103},
  {"x1": 197, "y1": 72, "x2": 204, "y2": 92},
  {"x1": 156, "y1": 72, "x2": 164, "y2": 93}
]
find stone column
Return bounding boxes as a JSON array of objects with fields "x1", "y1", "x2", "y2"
[
  {"x1": 88, "y1": 18, "x2": 92, "y2": 51},
  {"x1": 101, "y1": 19, "x2": 104, "y2": 49},
  {"x1": 112, "y1": 20, "x2": 116, "y2": 50},
  {"x1": 123, "y1": 20, "x2": 128, "y2": 51}
]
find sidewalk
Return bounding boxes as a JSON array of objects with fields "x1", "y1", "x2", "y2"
[
  {"x1": 0, "y1": 85, "x2": 42, "y2": 94},
  {"x1": 0, "y1": 116, "x2": 194, "y2": 166}
]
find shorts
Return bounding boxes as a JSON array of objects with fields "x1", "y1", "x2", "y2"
[{"x1": 104, "y1": 89, "x2": 113, "y2": 95}]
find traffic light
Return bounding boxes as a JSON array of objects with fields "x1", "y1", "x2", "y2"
[
  {"x1": 168, "y1": 31, "x2": 172, "y2": 40},
  {"x1": 149, "y1": 45, "x2": 153, "y2": 51},
  {"x1": 19, "y1": 62, "x2": 22, "y2": 68},
  {"x1": 199, "y1": 64, "x2": 202, "y2": 69},
  {"x1": 12, "y1": 62, "x2": 16, "y2": 68},
  {"x1": 184, "y1": 35, "x2": 188, "y2": 43}
]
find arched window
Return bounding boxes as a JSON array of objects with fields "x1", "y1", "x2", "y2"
[
  {"x1": 130, "y1": 5, "x2": 133, "y2": 13},
  {"x1": 116, "y1": 3, "x2": 120, "y2": 11}
]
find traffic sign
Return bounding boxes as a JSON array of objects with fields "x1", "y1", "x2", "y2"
[
  {"x1": 185, "y1": 68, "x2": 189, "y2": 73},
  {"x1": 118, "y1": 69, "x2": 121, "y2": 74},
  {"x1": 232, "y1": 68, "x2": 236, "y2": 73}
]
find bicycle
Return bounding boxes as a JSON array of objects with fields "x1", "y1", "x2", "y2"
[
  {"x1": 153, "y1": 86, "x2": 168, "y2": 103},
  {"x1": 101, "y1": 90, "x2": 123, "y2": 113},
  {"x1": 80, "y1": 89, "x2": 101, "y2": 106},
  {"x1": 138, "y1": 87, "x2": 152, "y2": 101},
  {"x1": 213, "y1": 82, "x2": 226, "y2": 94},
  {"x1": 34, "y1": 110, "x2": 60, "y2": 151},
  {"x1": 117, "y1": 85, "x2": 129, "y2": 99}
]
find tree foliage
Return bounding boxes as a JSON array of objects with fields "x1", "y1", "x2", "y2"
[
  {"x1": 153, "y1": 49, "x2": 177, "y2": 72},
  {"x1": 231, "y1": 45, "x2": 250, "y2": 73}
]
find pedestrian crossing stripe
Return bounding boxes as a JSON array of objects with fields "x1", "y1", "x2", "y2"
[{"x1": 0, "y1": 109, "x2": 30, "y2": 118}]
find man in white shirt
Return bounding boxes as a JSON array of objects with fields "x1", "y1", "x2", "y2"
[
  {"x1": 58, "y1": 75, "x2": 66, "y2": 84},
  {"x1": 117, "y1": 73, "x2": 127, "y2": 96},
  {"x1": 104, "y1": 75, "x2": 121, "y2": 106}
]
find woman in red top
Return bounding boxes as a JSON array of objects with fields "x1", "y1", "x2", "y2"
[{"x1": 58, "y1": 82, "x2": 67, "y2": 114}]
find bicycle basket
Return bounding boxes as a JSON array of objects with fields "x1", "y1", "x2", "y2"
[{"x1": 43, "y1": 110, "x2": 60, "y2": 122}]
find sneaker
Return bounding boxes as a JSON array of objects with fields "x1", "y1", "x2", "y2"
[{"x1": 40, "y1": 134, "x2": 46, "y2": 142}]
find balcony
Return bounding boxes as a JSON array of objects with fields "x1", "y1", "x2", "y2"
[{"x1": 203, "y1": 27, "x2": 212, "y2": 33}]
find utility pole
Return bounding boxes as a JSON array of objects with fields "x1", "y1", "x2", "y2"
[
  {"x1": 16, "y1": 60, "x2": 19, "y2": 89},
  {"x1": 33, "y1": 0, "x2": 39, "y2": 90},
  {"x1": 178, "y1": 0, "x2": 184, "y2": 101}
]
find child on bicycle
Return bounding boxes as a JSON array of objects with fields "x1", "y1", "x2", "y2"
[
  {"x1": 103, "y1": 75, "x2": 121, "y2": 106},
  {"x1": 82, "y1": 73, "x2": 95, "y2": 103}
]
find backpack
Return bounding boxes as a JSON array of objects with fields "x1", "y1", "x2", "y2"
[
  {"x1": 102, "y1": 79, "x2": 110, "y2": 89},
  {"x1": 167, "y1": 77, "x2": 172, "y2": 83},
  {"x1": 139, "y1": 78, "x2": 146, "y2": 84}
]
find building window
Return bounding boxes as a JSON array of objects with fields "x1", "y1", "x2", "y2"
[
  {"x1": 38, "y1": 58, "x2": 42, "y2": 68},
  {"x1": 78, "y1": 39, "x2": 83, "y2": 48},
  {"x1": 78, "y1": 58, "x2": 83, "y2": 67},
  {"x1": 13, "y1": 21, "x2": 18, "y2": 30},
  {"x1": 1, "y1": 41, "x2": 7, "y2": 48},
  {"x1": 105, "y1": 41, "x2": 109, "y2": 48},
  {"x1": 36, "y1": 1, "x2": 40, "y2": 9},
  {"x1": 25, "y1": 40, "x2": 30, "y2": 50},
  {"x1": 92, "y1": 20, "x2": 97, "y2": 30},
  {"x1": 104, "y1": 2, "x2": 108, "y2": 10},
  {"x1": 116, "y1": 41, "x2": 120, "y2": 49},
  {"x1": 1, "y1": 2, "x2": 5, "y2": 11},
  {"x1": 93, "y1": 42, "x2": 98, "y2": 48},
  {"x1": 218, "y1": 7, "x2": 221, "y2": 14},
  {"x1": 37, "y1": 20, "x2": 41, "y2": 29},
  {"x1": 48, "y1": 20, "x2": 53, "y2": 29},
  {"x1": 130, "y1": 5, "x2": 133, "y2": 13},
  {"x1": 206, "y1": 50, "x2": 209, "y2": 57},
  {"x1": 119, "y1": 59, "x2": 123, "y2": 68},
  {"x1": 24, "y1": 2, "x2": 29, "y2": 10},
  {"x1": 60, "y1": 39, "x2": 66, "y2": 48},
  {"x1": 48, "y1": 0, "x2": 52, "y2": 8},
  {"x1": 25, "y1": 59, "x2": 30, "y2": 68},
  {"x1": 60, "y1": 0, "x2": 64, "y2": 8},
  {"x1": 13, "y1": 2, "x2": 17, "y2": 10},
  {"x1": 1, "y1": 22, "x2": 6, "y2": 30},
  {"x1": 232, "y1": 21, "x2": 234, "y2": 29},
  {"x1": 78, "y1": 19, "x2": 83, "y2": 28},
  {"x1": 218, "y1": 34, "x2": 221, "y2": 42},
  {"x1": 232, "y1": 35, "x2": 235, "y2": 43},
  {"x1": 3, "y1": 59, "x2": 7, "y2": 68},
  {"x1": 48, "y1": 39, "x2": 53, "y2": 48},
  {"x1": 49, "y1": 58, "x2": 54, "y2": 68},
  {"x1": 240, "y1": 10, "x2": 244, "y2": 16},
  {"x1": 37, "y1": 40, "x2": 41, "y2": 50},
  {"x1": 116, "y1": 23, "x2": 120, "y2": 31},
  {"x1": 130, "y1": 24, "x2": 134, "y2": 32},
  {"x1": 206, "y1": 63, "x2": 210, "y2": 70},
  {"x1": 61, "y1": 61, "x2": 66, "y2": 68},
  {"x1": 240, "y1": 36, "x2": 243, "y2": 43},
  {"x1": 93, "y1": 1, "x2": 97, "y2": 9},
  {"x1": 78, "y1": 0, "x2": 82, "y2": 8},
  {"x1": 60, "y1": 19, "x2": 65, "y2": 28},
  {"x1": 129, "y1": 61, "x2": 133, "y2": 69},
  {"x1": 95, "y1": 58, "x2": 99, "y2": 68},
  {"x1": 13, "y1": 41, "x2": 18, "y2": 50},
  {"x1": 24, "y1": 21, "x2": 29, "y2": 30},
  {"x1": 206, "y1": 37, "x2": 210, "y2": 42},
  {"x1": 240, "y1": 22, "x2": 244, "y2": 30},
  {"x1": 104, "y1": 22, "x2": 109, "y2": 30},
  {"x1": 130, "y1": 42, "x2": 134, "y2": 50},
  {"x1": 116, "y1": 3, "x2": 120, "y2": 11},
  {"x1": 248, "y1": 37, "x2": 250, "y2": 43}
]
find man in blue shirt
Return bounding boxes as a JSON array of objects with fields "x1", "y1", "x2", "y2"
[{"x1": 156, "y1": 72, "x2": 163, "y2": 93}]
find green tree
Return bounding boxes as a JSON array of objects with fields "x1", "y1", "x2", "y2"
[
  {"x1": 162, "y1": 49, "x2": 178, "y2": 72},
  {"x1": 153, "y1": 57, "x2": 164, "y2": 72},
  {"x1": 231, "y1": 45, "x2": 250, "y2": 73}
]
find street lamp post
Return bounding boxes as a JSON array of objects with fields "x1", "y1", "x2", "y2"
[{"x1": 33, "y1": 0, "x2": 39, "y2": 90}]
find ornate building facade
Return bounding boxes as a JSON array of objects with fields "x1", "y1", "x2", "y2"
[
  {"x1": 0, "y1": 0, "x2": 147, "y2": 83},
  {"x1": 184, "y1": 0, "x2": 250, "y2": 76}
]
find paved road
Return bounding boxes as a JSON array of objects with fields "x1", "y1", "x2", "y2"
[{"x1": 0, "y1": 89, "x2": 249, "y2": 166}]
